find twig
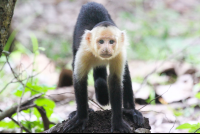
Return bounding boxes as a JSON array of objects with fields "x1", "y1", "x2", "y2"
[
  {"x1": 0, "y1": 93, "x2": 42, "y2": 121},
  {"x1": 0, "y1": 61, "x2": 33, "y2": 94},
  {"x1": 10, "y1": 117, "x2": 32, "y2": 133},
  {"x1": 169, "y1": 117, "x2": 176, "y2": 133},
  {"x1": 17, "y1": 76, "x2": 30, "y2": 132},
  {"x1": 47, "y1": 91, "x2": 104, "y2": 110},
  {"x1": 194, "y1": 128, "x2": 200, "y2": 133},
  {"x1": 141, "y1": 110, "x2": 170, "y2": 122},
  {"x1": 88, "y1": 97, "x2": 104, "y2": 111},
  {"x1": 30, "y1": 61, "x2": 52, "y2": 78},
  {"x1": 138, "y1": 85, "x2": 171, "y2": 111},
  {"x1": 0, "y1": 109, "x2": 31, "y2": 133}
]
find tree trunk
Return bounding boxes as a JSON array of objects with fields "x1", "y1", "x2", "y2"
[{"x1": 0, "y1": 0, "x2": 17, "y2": 57}]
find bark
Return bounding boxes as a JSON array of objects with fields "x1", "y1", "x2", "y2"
[{"x1": 0, "y1": 0, "x2": 17, "y2": 57}]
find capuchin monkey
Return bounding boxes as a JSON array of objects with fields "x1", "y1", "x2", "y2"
[{"x1": 62, "y1": 2, "x2": 144, "y2": 133}]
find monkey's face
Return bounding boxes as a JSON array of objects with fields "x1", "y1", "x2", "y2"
[
  {"x1": 85, "y1": 26, "x2": 126, "y2": 60},
  {"x1": 96, "y1": 36, "x2": 116, "y2": 58}
]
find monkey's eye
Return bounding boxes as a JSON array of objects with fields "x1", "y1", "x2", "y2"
[
  {"x1": 99, "y1": 40, "x2": 104, "y2": 44},
  {"x1": 109, "y1": 40, "x2": 115, "y2": 44}
]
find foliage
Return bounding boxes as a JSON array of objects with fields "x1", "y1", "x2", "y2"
[
  {"x1": 175, "y1": 91, "x2": 200, "y2": 133},
  {"x1": 176, "y1": 123, "x2": 200, "y2": 133},
  {"x1": 0, "y1": 33, "x2": 56, "y2": 133},
  {"x1": 120, "y1": 4, "x2": 200, "y2": 63}
]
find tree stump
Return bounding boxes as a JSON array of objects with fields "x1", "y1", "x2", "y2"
[{"x1": 44, "y1": 110, "x2": 151, "y2": 133}]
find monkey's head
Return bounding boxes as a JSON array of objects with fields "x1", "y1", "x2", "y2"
[{"x1": 84, "y1": 25, "x2": 128, "y2": 60}]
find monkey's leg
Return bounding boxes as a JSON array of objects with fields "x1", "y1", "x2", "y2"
[
  {"x1": 62, "y1": 76, "x2": 89, "y2": 132},
  {"x1": 122, "y1": 62, "x2": 144, "y2": 127},
  {"x1": 108, "y1": 74, "x2": 131, "y2": 133},
  {"x1": 93, "y1": 66, "x2": 109, "y2": 106}
]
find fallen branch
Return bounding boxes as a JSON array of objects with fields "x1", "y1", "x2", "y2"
[
  {"x1": 0, "y1": 93, "x2": 42, "y2": 121},
  {"x1": 194, "y1": 128, "x2": 200, "y2": 133}
]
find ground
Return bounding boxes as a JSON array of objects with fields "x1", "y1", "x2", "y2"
[{"x1": 45, "y1": 110, "x2": 151, "y2": 133}]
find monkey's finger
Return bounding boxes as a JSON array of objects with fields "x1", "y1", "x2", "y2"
[{"x1": 63, "y1": 120, "x2": 76, "y2": 132}]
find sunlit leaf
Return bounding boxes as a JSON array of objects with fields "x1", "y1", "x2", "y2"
[
  {"x1": 195, "y1": 93, "x2": 200, "y2": 99},
  {"x1": 38, "y1": 47, "x2": 46, "y2": 51},
  {"x1": 33, "y1": 107, "x2": 41, "y2": 120},
  {"x1": 0, "y1": 120, "x2": 19, "y2": 129},
  {"x1": 189, "y1": 123, "x2": 200, "y2": 133},
  {"x1": 4, "y1": 30, "x2": 18, "y2": 51},
  {"x1": 30, "y1": 33, "x2": 39, "y2": 55},
  {"x1": 176, "y1": 123, "x2": 192, "y2": 129}
]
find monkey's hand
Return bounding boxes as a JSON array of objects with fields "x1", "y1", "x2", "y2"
[
  {"x1": 112, "y1": 119, "x2": 132, "y2": 133},
  {"x1": 123, "y1": 108, "x2": 144, "y2": 127},
  {"x1": 62, "y1": 115, "x2": 88, "y2": 132}
]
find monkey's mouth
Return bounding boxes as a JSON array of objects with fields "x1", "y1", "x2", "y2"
[{"x1": 100, "y1": 54, "x2": 112, "y2": 58}]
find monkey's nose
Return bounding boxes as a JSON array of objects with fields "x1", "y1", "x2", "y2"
[
  {"x1": 100, "y1": 48, "x2": 112, "y2": 58},
  {"x1": 102, "y1": 48, "x2": 109, "y2": 54}
]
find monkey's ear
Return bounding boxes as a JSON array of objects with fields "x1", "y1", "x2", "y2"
[
  {"x1": 121, "y1": 31, "x2": 129, "y2": 45},
  {"x1": 120, "y1": 31, "x2": 125, "y2": 43},
  {"x1": 85, "y1": 30, "x2": 92, "y2": 43}
]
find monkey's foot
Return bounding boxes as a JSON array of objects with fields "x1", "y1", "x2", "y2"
[
  {"x1": 123, "y1": 108, "x2": 144, "y2": 127},
  {"x1": 112, "y1": 119, "x2": 132, "y2": 133},
  {"x1": 62, "y1": 115, "x2": 88, "y2": 132},
  {"x1": 68, "y1": 108, "x2": 94, "y2": 119}
]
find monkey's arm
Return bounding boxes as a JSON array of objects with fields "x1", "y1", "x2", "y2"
[
  {"x1": 123, "y1": 62, "x2": 144, "y2": 127},
  {"x1": 108, "y1": 56, "x2": 131, "y2": 133},
  {"x1": 62, "y1": 52, "x2": 91, "y2": 132}
]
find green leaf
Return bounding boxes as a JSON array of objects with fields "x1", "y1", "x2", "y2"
[
  {"x1": 195, "y1": 93, "x2": 200, "y2": 99},
  {"x1": 4, "y1": 30, "x2": 18, "y2": 51},
  {"x1": 30, "y1": 33, "x2": 39, "y2": 55},
  {"x1": 0, "y1": 120, "x2": 19, "y2": 129},
  {"x1": 38, "y1": 47, "x2": 46, "y2": 51},
  {"x1": 22, "y1": 109, "x2": 31, "y2": 114},
  {"x1": 173, "y1": 110, "x2": 183, "y2": 117},
  {"x1": 12, "y1": 85, "x2": 29, "y2": 97},
  {"x1": 33, "y1": 107, "x2": 41, "y2": 120},
  {"x1": 21, "y1": 120, "x2": 43, "y2": 132},
  {"x1": 176, "y1": 123, "x2": 192, "y2": 129},
  {"x1": 24, "y1": 82, "x2": 55, "y2": 95},
  {"x1": 189, "y1": 123, "x2": 200, "y2": 133}
]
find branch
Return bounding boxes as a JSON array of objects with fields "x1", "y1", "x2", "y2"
[
  {"x1": 36, "y1": 106, "x2": 54, "y2": 131},
  {"x1": 169, "y1": 117, "x2": 176, "y2": 133},
  {"x1": 0, "y1": 93, "x2": 42, "y2": 121},
  {"x1": 194, "y1": 128, "x2": 200, "y2": 133},
  {"x1": 10, "y1": 116, "x2": 32, "y2": 133},
  {"x1": 138, "y1": 85, "x2": 171, "y2": 111},
  {"x1": 0, "y1": 109, "x2": 31, "y2": 133}
]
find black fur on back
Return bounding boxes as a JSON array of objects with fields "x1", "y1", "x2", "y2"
[{"x1": 72, "y1": 2, "x2": 116, "y2": 56}]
